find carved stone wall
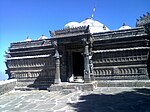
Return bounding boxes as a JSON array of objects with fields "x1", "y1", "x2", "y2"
[
  {"x1": 6, "y1": 39, "x2": 56, "y2": 89},
  {"x1": 92, "y1": 27, "x2": 150, "y2": 80},
  {"x1": 7, "y1": 56, "x2": 55, "y2": 89}
]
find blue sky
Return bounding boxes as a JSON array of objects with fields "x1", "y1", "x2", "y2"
[{"x1": 0, "y1": 0, "x2": 150, "y2": 80}]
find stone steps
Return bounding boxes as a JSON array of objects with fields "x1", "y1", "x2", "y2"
[{"x1": 48, "y1": 81, "x2": 98, "y2": 92}]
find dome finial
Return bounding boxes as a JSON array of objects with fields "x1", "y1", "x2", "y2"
[
  {"x1": 38, "y1": 34, "x2": 47, "y2": 40},
  {"x1": 119, "y1": 23, "x2": 131, "y2": 30},
  {"x1": 91, "y1": 6, "x2": 96, "y2": 19},
  {"x1": 103, "y1": 25, "x2": 106, "y2": 30},
  {"x1": 91, "y1": 0, "x2": 96, "y2": 19},
  {"x1": 122, "y1": 23, "x2": 126, "y2": 26},
  {"x1": 24, "y1": 36, "x2": 31, "y2": 41}
]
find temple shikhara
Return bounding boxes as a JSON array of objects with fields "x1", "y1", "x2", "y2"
[{"x1": 5, "y1": 13, "x2": 150, "y2": 90}]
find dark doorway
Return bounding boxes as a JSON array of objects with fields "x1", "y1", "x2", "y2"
[{"x1": 72, "y1": 52, "x2": 84, "y2": 76}]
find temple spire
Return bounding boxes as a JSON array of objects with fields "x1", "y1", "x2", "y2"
[{"x1": 91, "y1": 0, "x2": 96, "y2": 19}]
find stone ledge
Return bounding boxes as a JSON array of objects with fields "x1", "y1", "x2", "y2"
[
  {"x1": 0, "y1": 79, "x2": 17, "y2": 95},
  {"x1": 15, "y1": 87, "x2": 36, "y2": 91},
  {"x1": 97, "y1": 80, "x2": 150, "y2": 87}
]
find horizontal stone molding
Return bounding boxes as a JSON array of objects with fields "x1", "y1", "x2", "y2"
[
  {"x1": 97, "y1": 80, "x2": 150, "y2": 87},
  {"x1": 10, "y1": 39, "x2": 53, "y2": 49},
  {"x1": 93, "y1": 55, "x2": 148, "y2": 64},
  {"x1": 10, "y1": 70, "x2": 55, "y2": 79},
  {"x1": 7, "y1": 54, "x2": 51, "y2": 60},
  {"x1": 93, "y1": 47, "x2": 150, "y2": 53},
  {"x1": 93, "y1": 64, "x2": 147, "y2": 69}
]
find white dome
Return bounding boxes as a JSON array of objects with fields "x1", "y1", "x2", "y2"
[
  {"x1": 38, "y1": 35, "x2": 48, "y2": 40},
  {"x1": 80, "y1": 18, "x2": 110, "y2": 33},
  {"x1": 80, "y1": 18, "x2": 103, "y2": 27},
  {"x1": 64, "y1": 18, "x2": 110, "y2": 33},
  {"x1": 64, "y1": 22, "x2": 80, "y2": 28},
  {"x1": 24, "y1": 37, "x2": 31, "y2": 41},
  {"x1": 119, "y1": 23, "x2": 131, "y2": 30}
]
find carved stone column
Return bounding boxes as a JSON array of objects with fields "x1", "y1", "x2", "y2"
[
  {"x1": 82, "y1": 38, "x2": 91, "y2": 82},
  {"x1": 53, "y1": 40, "x2": 61, "y2": 84},
  {"x1": 89, "y1": 37, "x2": 94, "y2": 81}
]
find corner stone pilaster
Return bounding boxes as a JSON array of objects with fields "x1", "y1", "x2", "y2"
[
  {"x1": 53, "y1": 40, "x2": 61, "y2": 84},
  {"x1": 82, "y1": 38, "x2": 91, "y2": 83}
]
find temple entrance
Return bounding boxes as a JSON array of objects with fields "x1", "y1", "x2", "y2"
[{"x1": 72, "y1": 52, "x2": 84, "y2": 77}]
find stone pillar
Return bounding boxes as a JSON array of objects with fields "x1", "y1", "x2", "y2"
[
  {"x1": 67, "y1": 50, "x2": 72, "y2": 79},
  {"x1": 89, "y1": 37, "x2": 94, "y2": 81},
  {"x1": 83, "y1": 38, "x2": 91, "y2": 83},
  {"x1": 53, "y1": 40, "x2": 61, "y2": 84},
  {"x1": 89, "y1": 58, "x2": 94, "y2": 81}
]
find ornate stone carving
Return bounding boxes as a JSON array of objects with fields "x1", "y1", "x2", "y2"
[{"x1": 50, "y1": 26, "x2": 89, "y2": 37}]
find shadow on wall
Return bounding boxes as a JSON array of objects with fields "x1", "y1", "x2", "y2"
[
  {"x1": 27, "y1": 72, "x2": 54, "y2": 90},
  {"x1": 27, "y1": 57, "x2": 55, "y2": 90},
  {"x1": 68, "y1": 88, "x2": 150, "y2": 112}
]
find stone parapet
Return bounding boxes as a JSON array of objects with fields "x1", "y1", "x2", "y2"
[{"x1": 0, "y1": 79, "x2": 17, "y2": 95}]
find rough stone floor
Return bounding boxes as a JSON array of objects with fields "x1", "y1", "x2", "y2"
[{"x1": 0, "y1": 87, "x2": 150, "y2": 112}]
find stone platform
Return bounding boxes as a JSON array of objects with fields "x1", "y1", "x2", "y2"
[
  {"x1": 48, "y1": 80, "x2": 150, "y2": 92},
  {"x1": 0, "y1": 87, "x2": 150, "y2": 112},
  {"x1": 48, "y1": 81, "x2": 98, "y2": 92},
  {"x1": 14, "y1": 80, "x2": 150, "y2": 91}
]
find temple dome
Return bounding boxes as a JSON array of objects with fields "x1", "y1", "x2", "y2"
[
  {"x1": 64, "y1": 22, "x2": 80, "y2": 28},
  {"x1": 80, "y1": 18, "x2": 110, "y2": 33},
  {"x1": 38, "y1": 35, "x2": 48, "y2": 40},
  {"x1": 64, "y1": 18, "x2": 110, "y2": 33},
  {"x1": 80, "y1": 18, "x2": 104, "y2": 27},
  {"x1": 119, "y1": 23, "x2": 131, "y2": 30}
]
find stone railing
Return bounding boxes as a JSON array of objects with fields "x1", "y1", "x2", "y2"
[{"x1": 0, "y1": 79, "x2": 17, "y2": 95}]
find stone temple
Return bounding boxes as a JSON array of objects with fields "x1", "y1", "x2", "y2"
[{"x1": 5, "y1": 13, "x2": 150, "y2": 90}]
